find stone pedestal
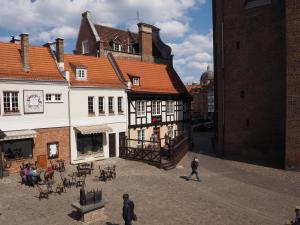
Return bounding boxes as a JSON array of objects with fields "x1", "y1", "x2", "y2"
[
  {"x1": 71, "y1": 199, "x2": 107, "y2": 224},
  {"x1": 81, "y1": 207, "x2": 106, "y2": 223}
]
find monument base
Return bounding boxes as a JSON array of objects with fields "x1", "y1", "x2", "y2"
[{"x1": 71, "y1": 199, "x2": 107, "y2": 224}]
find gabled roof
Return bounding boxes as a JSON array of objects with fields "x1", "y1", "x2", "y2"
[
  {"x1": 64, "y1": 54, "x2": 125, "y2": 88},
  {"x1": 0, "y1": 42, "x2": 64, "y2": 81},
  {"x1": 94, "y1": 24, "x2": 138, "y2": 50},
  {"x1": 115, "y1": 59, "x2": 188, "y2": 94}
]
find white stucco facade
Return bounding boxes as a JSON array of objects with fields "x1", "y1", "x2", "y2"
[
  {"x1": 0, "y1": 80, "x2": 69, "y2": 131},
  {"x1": 69, "y1": 87, "x2": 127, "y2": 163}
]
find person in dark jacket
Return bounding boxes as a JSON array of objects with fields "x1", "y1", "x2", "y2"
[
  {"x1": 122, "y1": 193, "x2": 135, "y2": 225},
  {"x1": 186, "y1": 156, "x2": 201, "y2": 182}
]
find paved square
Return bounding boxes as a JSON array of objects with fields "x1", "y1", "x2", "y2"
[{"x1": 0, "y1": 152, "x2": 299, "y2": 225}]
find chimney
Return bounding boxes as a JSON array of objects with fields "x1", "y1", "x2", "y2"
[
  {"x1": 82, "y1": 11, "x2": 91, "y2": 19},
  {"x1": 20, "y1": 33, "x2": 30, "y2": 71},
  {"x1": 56, "y1": 38, "x2": 64, "y2": 71},
  {"x1": 138, "y1": 23, "x2": 153, "y2": 63}
]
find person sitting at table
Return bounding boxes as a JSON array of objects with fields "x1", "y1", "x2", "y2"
[
  {"x1": 44, "y1": 166, "x2": 54, "y2": 181},
  {"x1": 21, "y1": 164, "x2": 30, "y2": 184},
  {"x1": 27, "y1": 167, "x2": 36, "y2": 186}
]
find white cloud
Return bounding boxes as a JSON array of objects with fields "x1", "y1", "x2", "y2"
[
  {"x1": 155, "y1": 21, "x2": 189, "y2": 37},
  {"x1": 0, "y1": 36, "x2": 10, "y2": 42},
  {"x1": 0, "y1": 0, "x2": 210, "y2": 81},
  {"x1": 169, "y1": 31, "x2": 213, "y2": 80}
]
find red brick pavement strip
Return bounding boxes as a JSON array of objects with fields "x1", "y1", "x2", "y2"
[{"x1": 0, "y1": 153, "x2": 299, "y2": 225}]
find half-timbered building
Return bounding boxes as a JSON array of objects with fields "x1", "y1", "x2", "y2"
[{"x1": 108, "y1": 54, "x2": 191, "y2": 150}]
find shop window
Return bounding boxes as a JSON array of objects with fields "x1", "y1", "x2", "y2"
[
  {"x1": 47, "y1": 142, "x2": 59, "y2": 159},
  {"x1": 77, "y1": 133, "x2": 103, "y2": 155},
  {"x1": 3, "y1": 139, "x2": 33, "y2": 160}
]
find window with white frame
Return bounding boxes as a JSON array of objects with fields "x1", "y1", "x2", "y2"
[
  {"x1": 136, "y1": 100, "x2": 146, "y2": 117},
  {"x1": 82, "y1": 40, "x2": 89, "y2": 54},
  {"x1": 137, "y1": 129, "x2": 145, "y2": 145},
  {"x1": 76, "y1": 68, "x2": 87, "y2": 80},
  {"x1": 152, "y1": 100, "x2": 161, "y2": 115},
  {"x1": 45, "y1": 93, "x2": 62, "y2": 103},
  {"x1": 113, "y1": 43, "x2": 121, "y2": 51},
  {"x1": 132, "y1": 77, "x2": 140, "y2": 86},
  {"x1": 118, "y1": 97, "x2": 123, "y2": 113},
  {"x1": 98, "y1": 97, "x2": 104, "y2": 113},
  {"x1": 88, "y1": 96, "x2": 95, "y2": 114},
  {"x1": 108, "y1": 97, "x2": 114, "y2": 113},
  {"x1": 3, "y1": 91, "x2": 19, "y2": 113},
  {"x1": 166, "y1": 101, "x2": 174, "y2": 114}
]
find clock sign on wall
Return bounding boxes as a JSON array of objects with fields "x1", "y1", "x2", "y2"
[{"x1": 23, "y1": 90, "x2": 44, "y2": 114}]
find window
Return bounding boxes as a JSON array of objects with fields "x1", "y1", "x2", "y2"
[
  {"x1": 45, "y1": 93, "x2": 62, "y2": 103},
  {"x1": 46, "y1": 94, "x2": 52, "y2": 101},
  {"x1": 3, "y1": 91, "x2": 19, "y2": 113},
  {"x1": 128, "y1": 45, "x2": 133, "y2": 53},
  {"x1": 109, "y1": 97, "x2": 114, "y2": 113},
  {"x1": 137, "y1": 129, "x2": 145, "y2": 145},
  {"x1": 88, "y1": 96, "x2": 95, "y2": 114},
  {"x1": 113, "y1": 43, "x2": 121, "y2": 52},
  {"x1": 132, "y1": 77, "x2": 140, "y2": 86},
  {"x1": 3, "y1": 139, "x2": 33, "y2": 159},
  {"x1": 77, "y1": 133, "x2": 103, "y2": 155},
  {"x1": 76, "y1": 68, "x2": 87, "y2": 80},
  {"x1": 152, "y1": 101, "x2": 161, "y2": 115},
  {"x1": 245, "y1": 0, "x2": 271, "y2": 8},
  {"x1": 82, "y1": 40, "x2": 89, "y2": 54},
  {"x1": 55, "y1": 94, "x2": 61, "y2": 101},
  {"x1": 98, "y1": 97, "x2": 104, "y2": 113},
  {"x1": 136, "y1": 101, "x2": 146, "y2": 117},
  {"x1": 118, "y1": 97, "x2": 123, "y2": 113},
  {"x1": 166, "y1": 101, "x2": 174, "y2": 114},
  {"x1": 47, "y1": 142, "x2": 59, "y2": 159}
]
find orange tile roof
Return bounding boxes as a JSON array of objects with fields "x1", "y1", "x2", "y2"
[
  {"x1": 0, "y1": 42, "x2": 64, "y2": 81},
  {"x1": 64, "y1": 54, "x2": 125, "y2": 88},
  {"x1": 115, "y1": 59, "x2": 188, "y2": 94}
]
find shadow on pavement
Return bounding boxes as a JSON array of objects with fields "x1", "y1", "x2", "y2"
[
  {"x1": 68, "y1": 210, "x2": 81, "y2": 221},
  {"x1": 106, "y1": 222, "x2": 120, "y2": 225},
  {"x1": 179, "y1": 175, "x2": 188, "y2": 180}
]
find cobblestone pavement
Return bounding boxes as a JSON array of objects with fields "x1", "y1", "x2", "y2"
[{"x1": 0, "y1": 134, "x2": 300, "y2": 225}]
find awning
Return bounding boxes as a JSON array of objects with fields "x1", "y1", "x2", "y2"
[
  {"x1": 0, "y1": 129, "x2": 37, "y2": 141},
  {"x1": 75, "y1": 125, "x2": 113, "y2": 135}
]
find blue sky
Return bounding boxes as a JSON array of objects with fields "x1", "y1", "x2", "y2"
[{"x1": 0, "y1": 0, "x2": 213, "y2": 84}]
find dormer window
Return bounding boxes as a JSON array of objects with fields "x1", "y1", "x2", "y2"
[
  {"x1": 132, "y1": 77, "x2": 140, "y2": 86},
  {"x1": 113, "y1": 43, "x2": 122, "y2": 52},
  {"x1": 82, "y1": 40, "x2": 89, "y2": 54},
  {"x1": 76, "y1": 68, "x2": 87, "y2": 80}
]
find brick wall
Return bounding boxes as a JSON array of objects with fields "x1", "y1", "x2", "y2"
[
  {"x1": 6, "y1": 127, "x2": 70, "y2": 173},
  {"x1": 214, "y1": 0, "x2": 286, "y2": 167},
  {"x1": 285, "y1": 1, "x2": 300, "y2": 170},
  {"x1": 75, "y1": 17, "x2": 98, "y2": 56}
]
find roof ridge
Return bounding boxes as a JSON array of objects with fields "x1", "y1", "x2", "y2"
[{"x1": 94, "y1": 24, "x2": 138, "y2": 35}]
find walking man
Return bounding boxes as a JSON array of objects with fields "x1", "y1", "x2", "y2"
[
  {"x1": 122, "y1": 193, "x2": 136, "y2": 225},
  {"x1": 186, "y1": 156, "x2": 201, "y2": 182}
]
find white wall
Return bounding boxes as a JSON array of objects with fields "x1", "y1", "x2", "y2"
[
  {"x1": 69, "y1": 87, "x2": 127, "y2": 163},
  {"x1": 0, "y1": 80, "x2": 69, "y2": 131}
]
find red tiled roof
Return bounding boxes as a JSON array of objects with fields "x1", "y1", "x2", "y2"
[
  {"x1": 94, "y1": 24, "x2": 138, "y2": 51},
  {"x1": 115, "y1": 59, "x2": 187, "y2": 94},
  {"x1": 0, "y1": 42, "x2": 64, "y2": 81},
  {"x1": 64, "y1": 54, "x2": 125, "y2": 88}
]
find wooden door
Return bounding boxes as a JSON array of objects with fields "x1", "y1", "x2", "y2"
[
  {"x1": 153, "y1": 127, "x2": 161, "y2": 147},
  {"x1": 37, "y1": 154, "x2": 47, "y2": 169},
  {"x1": 119, "y1": 132, "x2": 126, "y2": 149},
  {"x1": 109, "y1": 133, "x2": 116, "y2": 157}
]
